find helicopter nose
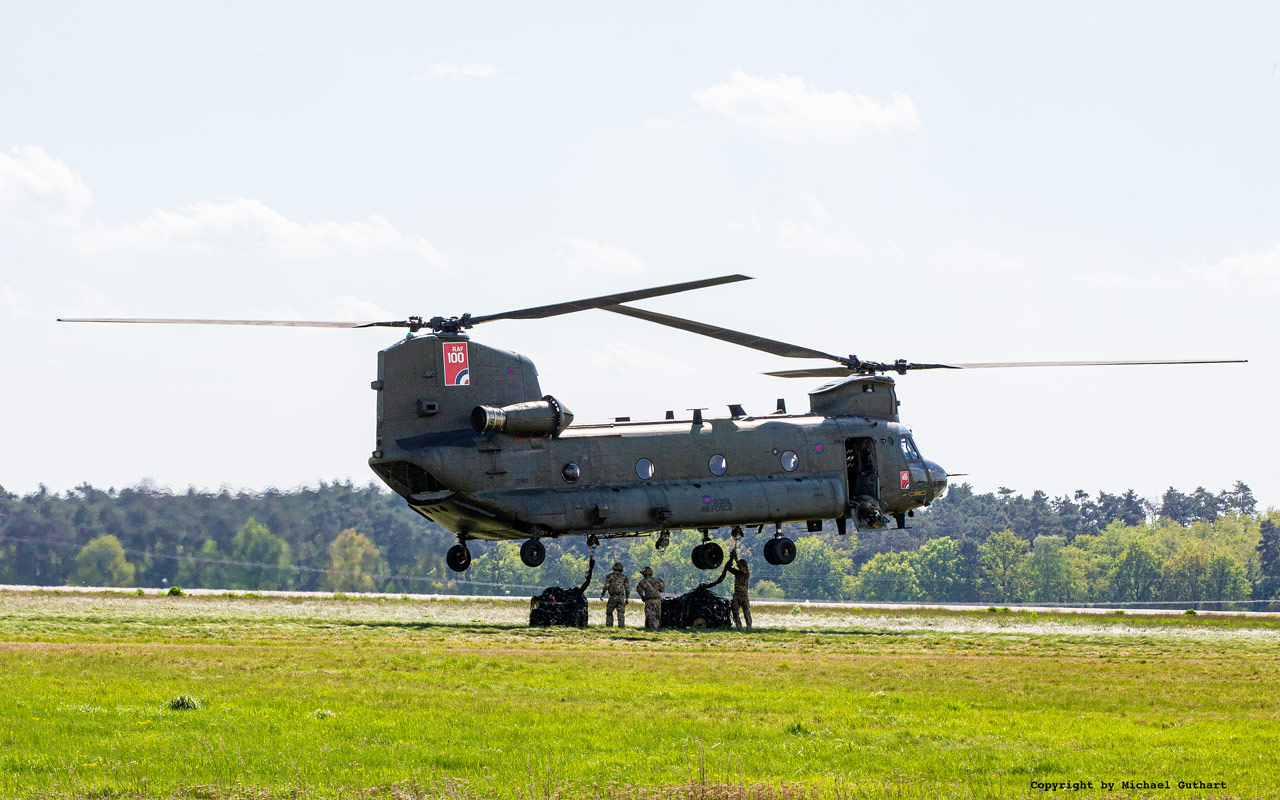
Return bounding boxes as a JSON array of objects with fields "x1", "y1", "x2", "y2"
[{"x1": 924, "y1": 460, "x2": 949, "y2": 502}]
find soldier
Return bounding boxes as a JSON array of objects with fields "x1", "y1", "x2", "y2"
[
  {"x1": 600, "y1": 561, "x2": 630, "y2": 627},
  {"x1": 726, "y1": 552, "x2": 752, "y2": 630},
  {"x1": 636, "y1": 566, "x2": 665, "y2": 630}
]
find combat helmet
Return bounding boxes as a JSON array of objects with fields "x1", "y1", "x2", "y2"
[
  {"x1": 640, "y1": 566, "x2": 653, "y2": 577},
  {"x1": 612, "y1": 562, "x2": 624, "y2": 572}
]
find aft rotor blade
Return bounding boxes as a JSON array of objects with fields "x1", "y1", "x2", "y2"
[
  {"x1": 763, "y1": 358, "x2": 1248, "y2": 378},
  {"x1": 604, "y1": 305, "x2": 845, "y2": 362},
  {"x1": 947, "y1": 358, "x2": 1248, "y2": 369},
  {"x1": 57, "y1": 317, "x2": 372, "y2": 328},
  {"x1": 468, "y1": 274, "x2": 752, "y2": 324}
]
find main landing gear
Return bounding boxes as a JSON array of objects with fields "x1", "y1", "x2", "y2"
[
  {"x1": 446, "y1": 538, "x2": 472, "y2": 572},
  {"x1": 763, "y1": 524, "x2": 797, "y2": 566},
  {"x1": 691, "y1": 529, "x2": 724, "y2": 570},
  {"x1": 520, "y1": 538, "x2": 546, "y2": 568}
]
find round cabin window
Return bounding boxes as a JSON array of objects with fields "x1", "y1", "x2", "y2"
[
  {"x1": 562, "y1": 463, "x2": 580, "y2": 483},
  {"x1": 708, "y1": 454, "x2": 727, "y2": 476},
  {"x1": 636, "y1": 458, "x2": 655, "y2": 480},
  {"x1": 780, "y1": 450, "x2": 799, "y2": 472}
]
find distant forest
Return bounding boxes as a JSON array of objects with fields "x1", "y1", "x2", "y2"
[{"x1": 1, "y1": 480, "x2": 1276, "y2": 608}]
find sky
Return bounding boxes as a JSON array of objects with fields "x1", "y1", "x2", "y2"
[{"x1": 2, "y1": 2, "x2": 1277, "y2": 508}]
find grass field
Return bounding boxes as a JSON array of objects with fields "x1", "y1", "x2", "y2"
[{"x1": 2, "y1": 591, "x2": 1279, "y2": 799}]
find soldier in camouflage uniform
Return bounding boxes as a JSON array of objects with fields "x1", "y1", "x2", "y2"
[
  {"x1": 600, "y1": 562, "x2": 630, "y2": 627},
  {"x1": 636, "y1": 566, "x2": 665, "y2": 630},
  {"x1": 725, "y1": 552, "x2": 752, "y2": 630}
]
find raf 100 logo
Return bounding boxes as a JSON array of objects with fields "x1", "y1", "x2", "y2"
[{"x1": 443, "y1": 342, "x2": 470, "y2": 387}]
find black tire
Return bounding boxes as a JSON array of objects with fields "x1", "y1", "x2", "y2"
[
  {"x1": 520, "y1": 538, "x2": 546, "y2": 568},
  {"x1": 690, "y1": 543, "x2": 706, "y2": 570},
  {"x1": 763, "y1": 538, "x2": 779, "y2": 565},
  {"x1": 701, "y1": 542, "x2": 724, "y2": 570},
  {"x1": 446, "y1": 544, "x2": 471, "y2": 572},
  {"x1": 774, "y1": 537, "x2": 797, "y2": 565}
]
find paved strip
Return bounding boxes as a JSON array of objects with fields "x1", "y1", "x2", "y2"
[{"x1": 2, "y1": 584, "x2": 1274, "y2": 618}]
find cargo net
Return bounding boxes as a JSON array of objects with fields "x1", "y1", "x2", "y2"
[
  {"x1": 660, "y1": 586, "x2": 730, "y2": 629},
  {"x1": 529, "y1": 533, "x2": 742, "y2": 630},
  {"x1": 529, "y1": 554, "x2": 594, "y2": 627},
  {"x1": 659, "y1": 529, "x2": 743, "y2": 629},
  {"x1": 529, "y1": 584, "x2": 590, "y2": 627}
]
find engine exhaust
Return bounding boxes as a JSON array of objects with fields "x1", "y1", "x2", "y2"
[{"x1": 471, "y1": 395, "x2": 574, "y2": 437}]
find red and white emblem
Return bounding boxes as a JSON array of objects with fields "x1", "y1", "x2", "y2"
[
  {"x1": 443, "y1": 342, "x2": 470, "y2": 386},
  {"x1": 900, "y1": 470, "x2": 910, "y2": 490}
]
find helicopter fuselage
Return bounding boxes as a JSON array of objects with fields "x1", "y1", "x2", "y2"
[{"x1": 368, "y1": 334, "x2": 948, "y2": 543}]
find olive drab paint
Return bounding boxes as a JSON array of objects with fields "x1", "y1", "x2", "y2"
[{"x1": 368, "y1": 334, "x2": 950, "y2": 546}]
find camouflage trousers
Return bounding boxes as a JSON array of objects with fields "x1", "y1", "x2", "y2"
[
  {"x1": 643, "y1": 598, "x2": 662, "y2": 630},
  {"x1": 730, "y1": 595, "x2": 752, "y2": 630},
  {"x1": 605, "y1": 596, "x2": 626, "y2": 627}
]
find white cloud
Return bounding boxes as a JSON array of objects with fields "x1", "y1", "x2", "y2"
[
  {"x1": 1082, "y1": 244, "x2": 1280, "y2": 292},
  {"x1": 0, "y1": 285, "x2": 35, "y2": 319},
  {"x1": 583, "y1": 342, "x2": 694, "y2": 377},
  {"x1": 643, "y1": 114, "x2": 679, "y2": 131},
  {"x1": 1200, "y1": 244, "x2": 1280, "y2": 286},
  {"x1": 415, "y1": 63, "x2": 503, "y2": 80},
  {"x1": 331, "y1": 295, "x2": 395, "y2": 321},
  {"x1": 736, "y1": 193, "x2": 900, "y2": 259},
  {"x1": 0, "y1": 146, "x2": 449, "y2": 267},
  {"x1": 770, "y1": 194, "x2": 866, "y2": 257},
  {"x1": 0, "y1": 145, "x2": 94, "y2": 228},
  {"x1": 553, "y1": 237, "x2": 647, "y2": 276},
  {"x1": 693, "y1": 69, "x2": 920, "y2": 140},
  {"x1": 79, "y1": 197, "x2": 450, "y2": 266}
]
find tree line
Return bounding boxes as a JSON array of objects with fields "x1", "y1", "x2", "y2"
[{"x1": 0, "y1": 480, "x2": 1275, "y2": 606}]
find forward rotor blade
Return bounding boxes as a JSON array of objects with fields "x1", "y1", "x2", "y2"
[
  {"x1": 604, "y1": 305, "x2": 845, "y2": 361},
  {"x1": 57, "y1": 317, "x2": 372, "y2": 328},
  {"x1": 764, "y1": 367, "x2": 856, "y2": 379},
  {"x1": 468, "y1": 274, "x2": 752, "y2": 325}
]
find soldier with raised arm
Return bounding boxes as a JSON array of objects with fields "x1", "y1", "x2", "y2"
[
  {"x1": 600, "y1": 561, "x2": 630, "y2": 627},
  {"x1": 635, "y1": 566, "x2": 665, "y2": 630},
  {"x1": 726, "y1": 552, "x2": 752, "y2": 631}
]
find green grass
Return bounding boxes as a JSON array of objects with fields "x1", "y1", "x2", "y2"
[{"x1": 1, "y1": 591, "x2": 1278, "y2": 798}]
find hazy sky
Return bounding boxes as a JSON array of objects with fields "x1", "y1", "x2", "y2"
[{"x1": 2, "y1": 2, "x2": 1277, "y2": 508}]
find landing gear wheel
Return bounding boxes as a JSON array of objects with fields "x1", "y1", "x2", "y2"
[
  {"x1": 700, "y1": 542, "x2": 724, "y2": 570},
  {"x1": 773, "y1": 537, "x2": 797, "y2": 565},
  {"x1": 763, "y1": 538, "x2": 779, "y2": 565},
  {"x1": 691, "y1": 543, "x2": 707, "y2": 569},
  {"x1": 520, "y1": 538, "x2": 546, "y2": 568},
  {"x1": 446, "y1": 544, "x2": 472, "y2": 572}
]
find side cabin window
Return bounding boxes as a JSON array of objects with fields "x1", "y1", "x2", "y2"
[{"x1": 900, "y1": 436, "x2": 922, "y2": 462}]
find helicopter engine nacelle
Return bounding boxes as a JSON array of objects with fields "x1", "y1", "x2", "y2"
[{"x1": 471, "y1": 395, "x2": 574, "y2": 437}]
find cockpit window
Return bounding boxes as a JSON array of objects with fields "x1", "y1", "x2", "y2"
[{"x1": 901, "y1": 436, "x2": 922, "y2": 461}]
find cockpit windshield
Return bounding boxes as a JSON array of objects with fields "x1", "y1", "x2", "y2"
[{"x1": 900, "y1": 436, "x2": 922, "y2": 462}]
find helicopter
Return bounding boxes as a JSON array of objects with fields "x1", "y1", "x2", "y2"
[{"x1": 59, "y1": 274, "x2": 1245, "y2": 574}]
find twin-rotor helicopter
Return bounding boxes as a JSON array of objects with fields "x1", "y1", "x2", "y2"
[{"x1": 60, "y1": 275, "x2": 1244, "y2": 574}]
